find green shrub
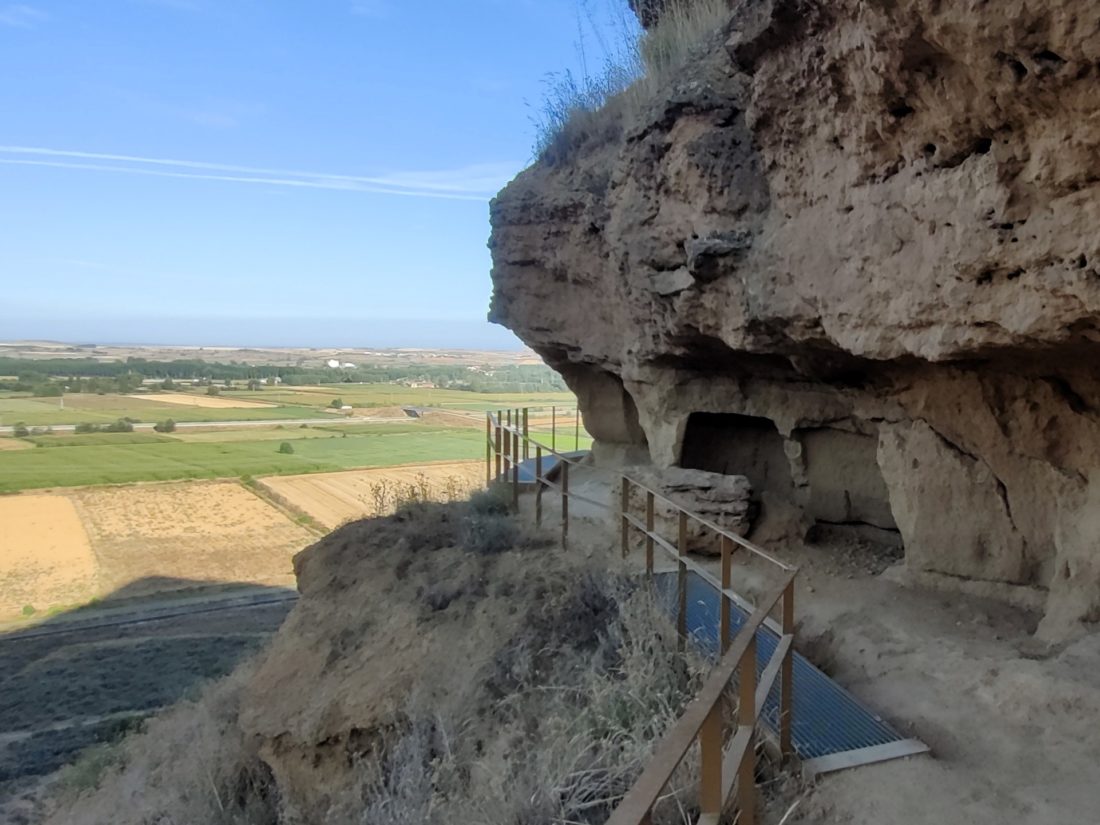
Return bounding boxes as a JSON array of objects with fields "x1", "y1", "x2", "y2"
[
  {"x1": 104, "y1": 418, "x2": 135, "y2": 433},
  {"x1": 153, "y1": 418, "x2": 176, "y2": 433},
  {"x1": 12, "y1": 421, "x2": 29, "y2": 438},
  {"x1": 277, "y1": 442, "x2": 295, "y2": 455},
  {"x1": 21, "y1": 604, "x2": 35, "y2": 617},
  {"x1": 206, "y1": 385, "x2": 220, "y2": 396}
]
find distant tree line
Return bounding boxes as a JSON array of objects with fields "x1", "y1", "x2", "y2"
[{"x1": 0, "y1": 357, "x2": 568, "y2": 395}]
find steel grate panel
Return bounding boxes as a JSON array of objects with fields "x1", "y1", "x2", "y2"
[{"x1": 653, "y1": 571, "x2": 923, "y2": 762}]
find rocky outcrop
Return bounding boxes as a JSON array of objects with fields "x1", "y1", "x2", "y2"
[
  {"x1": 489, "y1": 0, "x2": 1100, "y2": 639},
  {"x1": 624, "y1": 466, "x2": 754, "y2": 554}
]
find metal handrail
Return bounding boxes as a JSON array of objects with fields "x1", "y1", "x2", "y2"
[
  {"x1": 485, "y1": 408, "x2": 799, "y2": 825},
  {"x1": 488, "y1": 410, "x2": 794, "y2": 572}
]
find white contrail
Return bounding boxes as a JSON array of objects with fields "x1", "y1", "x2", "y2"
[{"x1": 0, "y1": 146, "x2": 519, "y2": 199}]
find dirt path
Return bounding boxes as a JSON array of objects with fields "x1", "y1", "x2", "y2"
[{"x1": 520, "y1": 478, "x2": 1100, "y2": 824}]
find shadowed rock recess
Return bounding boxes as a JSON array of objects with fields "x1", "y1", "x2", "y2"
[{"x1": 489, "y1": 0, "x2": 1100, "y2": 640}]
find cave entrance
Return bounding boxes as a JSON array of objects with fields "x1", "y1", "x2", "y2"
[
  {"x1": 797, "y1": 427, "x2": 902, "y2": 555},
  {"x1": 679, "y1": 412, "x2": 794, "y2": 501}
]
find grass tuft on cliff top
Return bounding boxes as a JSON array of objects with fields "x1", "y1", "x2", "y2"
[{"x1": 533, "y1": 0, "x2": 733, "y2": 164}]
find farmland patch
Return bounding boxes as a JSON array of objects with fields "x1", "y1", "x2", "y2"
[
  {"x1": 132, "y1": 393, "x2": 277, "y2": 409},
  {"x1": 67, "y1": 481, "x2": 312, "y2": 598},
  {"x1": 259, "y1": 461, "x2": 484, "y2": 528},
  {"x1": 0, "y1": 496, "x2": 97, "y2": 619}
]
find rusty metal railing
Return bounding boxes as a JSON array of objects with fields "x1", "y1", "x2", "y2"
[{"x1": 486, "y1": 409, "x2": 798, "y2": 825}]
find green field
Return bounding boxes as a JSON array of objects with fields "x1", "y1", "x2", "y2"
[
  {"x1": 27, "y1": 432, "x2": 176, "y2": 447},
  {"x1": 0, "y1": 395, "x2": 321, "y2": 427},
  {"x1": 0, "y1": 386, "x2": 578, "y2": 428},
  {"x1": 0, "y1": 424, "x2": 492, "y2": 492},
  {"x1": 222, "y1": 385, "x2": 578, "y2": 410}
]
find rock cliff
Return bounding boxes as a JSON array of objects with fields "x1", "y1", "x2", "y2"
[{"x1": 489, "y1": 0, "x2": 1100, "y2": 639}]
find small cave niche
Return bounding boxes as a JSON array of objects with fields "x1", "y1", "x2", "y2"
[
  {"x1": 680, "y1": 412, "x2": 794, "y2": 500},
  {"x1": 557, "y1": 363, "x2": 648, "y2": 462},
  {"x1": 797, "y1": 427, "x2": 902, "y2": 552}
]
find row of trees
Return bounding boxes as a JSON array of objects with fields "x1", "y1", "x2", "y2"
[{"x1": 0, "y1": 357, "x2": 568, "y2": 395}]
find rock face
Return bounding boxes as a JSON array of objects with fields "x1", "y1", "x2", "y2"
[
  {"x1": 624, "y1": 466, "x2": 754, "y2": 555},
  {"x1": 489, "y1": 0, "x2": 1100, "y2": 639}
]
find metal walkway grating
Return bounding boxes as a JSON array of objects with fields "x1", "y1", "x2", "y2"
[{"x1": 654, "y1": 571, "x2": 928, "y2": 775}]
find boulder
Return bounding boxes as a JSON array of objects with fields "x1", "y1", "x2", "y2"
[{"x1": 622, "y1": 467, "x2": 754, "y2": 556}]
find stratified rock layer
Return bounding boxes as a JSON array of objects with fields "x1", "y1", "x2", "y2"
[{"x1": 489, "y1": 0, "x2": 1100, "y2": 639}]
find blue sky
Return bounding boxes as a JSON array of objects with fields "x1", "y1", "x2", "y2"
[{"x1": 0, "y1": 0, "x2": 636, "y2": 349}]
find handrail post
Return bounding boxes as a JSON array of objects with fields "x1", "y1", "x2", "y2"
[
  {"x1": 645, "y1": 490, "x2": 655, "y2": 576},
  {"x1": 494, "y1": 418, "x2": 502, "y2": 483},
  {"x1": 738, "y1": 634, "x2": 758, "y2": 825},
  {"x1": 511, "y1": 430, "x2": 520, "y2": 512},
  {"x1": 620, "y1": 476, "x2": 631, "y2": 559},
  {"x1": 522, "y1": 408, "x2": 529, "y2": 460},
  {"x1": 720, "y1": 535, "x2": 733, "y2": 654},
  {"x1": 677, "y1": 511, "x2": 688, "y2": 648},
  {"x1": 561, "y1": 461, "x2": 569, "y2": 548},
  {"x1": 485, "y1": 414, "x2": 492, "y2": 488},
  {"x1": 699, "y1": 702, "x2": 723, "y2": 817},
  {"x1": 535, "y1": 446, "x2": 543, "y2": 528},
  {"x1": 551, "y1": 405, "x2": 556, "y2": 451},
  {"x1": 780, "y1": 578, "x2": 795, "y2": 760}
]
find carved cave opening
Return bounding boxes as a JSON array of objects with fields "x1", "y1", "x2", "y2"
[
  {"x1": 680, "y1": 412, "x2": 794, "y2": 500},
  {"x1": 797, "y1": 427, "x2": 902, "y2": 551}
]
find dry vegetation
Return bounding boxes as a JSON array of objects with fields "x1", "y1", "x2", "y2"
[
  {"x1": 535, "y1": 0, "x2": 733, "y2": 163},
  {"x1": 0, "y1": 481, "x2": 314, "y2": 620},
  {"x1": 67, "y1": 481, "x2": 313, "y2": 598},
  {"x1": 258, "y1": 462, "x2": 484, "y2": 529},
  {"x1": 0, "y1": 495, "x2": 97, "y2": 619},
  {"x1": 41, "y1": 494, "x2": 722, "y2": 825},
  {"x1": 127, "y1": 393, "x2": 278, "y2": 409}
]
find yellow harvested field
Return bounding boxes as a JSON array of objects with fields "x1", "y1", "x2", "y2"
[
  {"x1": 68, "y1": 481, "x2": 313, "y2": 598},
  {"x1": 0, "y1": 495, "x2": 97, "y2": 617},
  {"x1": 261, "y1": 461, "x2": 485, "y2": 529},
  {"x1": 130, "y1": 392, "x2": 277, "y2": 409},
  {"x1": 0, "y1": 437, "x2": 34, "y2": 451}
]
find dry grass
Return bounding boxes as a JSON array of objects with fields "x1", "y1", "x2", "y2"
[
  {"x1": 46, "y1": 662, "x2": 278, "y2": 825},
  {"x1": 365, "y1": 581, "x2": 709, "y2": 825},
  {"x1": 42, "y1": 498, "x2": 714, "y2": 825},
  {"x1": 535, "y1": 0, "x2": 733, "y2": 163},
  {"x1": 0, "y1": 495, "x2": 96, "y2": 619},
  {"x1": 258, "y1": 462, "x2": 483, "y2": 529},
  {"x1": 68, "y1": 481, "x2": 312, "y2": 598}
]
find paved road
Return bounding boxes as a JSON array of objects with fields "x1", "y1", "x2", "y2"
[{"x1": 0, "y1": 416, "x2": 410, "y2": 435}]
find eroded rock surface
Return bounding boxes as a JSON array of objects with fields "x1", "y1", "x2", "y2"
[
  {"x1": 489, "y1": 0, "x2": 1100, "y2": 639},
  {"x1": 623, "y1": 466, "x2": 754, "y2": 555}
]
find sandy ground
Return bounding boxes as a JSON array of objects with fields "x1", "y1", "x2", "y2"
[
  {"x1": 0, "y1": 496, "x2": 97, "y2": 618},
  {"x1": 66, "y1": 481, "x2": 312, "y2": 598},
  {"x1": 129, "y1": 393, "x2": 277, "y2": 409},
  {"x1": 260, "y1": 461, "x2": 485, "y2": 528},
  {"x1": 527, "y1": 468, "x2": 1100, "y2": 824},
  {"x1": 0, "y1": 438, "x2": 33, "y2": 451}
]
